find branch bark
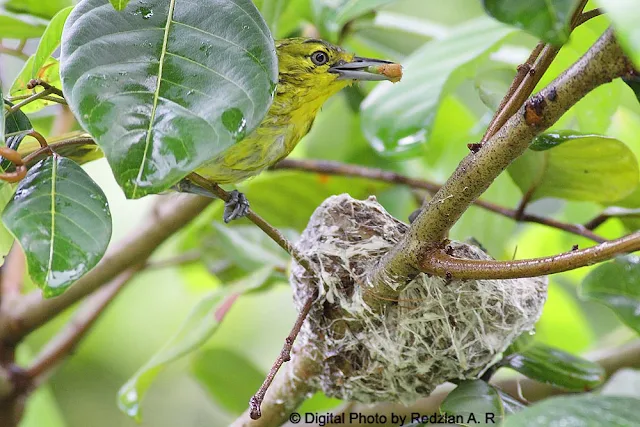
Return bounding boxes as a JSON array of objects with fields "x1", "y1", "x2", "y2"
[
  {"x1": 368, "y1": 28, "x2": 632, "y2": 299},
  {"x1": 421, "y1": 232, "x2": 640, "y2": 279}
]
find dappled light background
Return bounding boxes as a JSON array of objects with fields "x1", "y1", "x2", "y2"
[{"x1": 1, "y1": 0, "x2": 638, "y2": 426}]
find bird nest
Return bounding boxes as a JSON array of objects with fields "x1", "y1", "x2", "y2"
[{"x1": 290, "y1": 194, "x2": 547, "y2": 404}]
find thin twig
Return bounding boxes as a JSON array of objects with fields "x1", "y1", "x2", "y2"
[
  {"x1": 576, "y1": 8, "x2": 604, "y2": 27},
  {"x1": 187, "y1": 173, "x2": 313, "y2": 272},
  {"x1": 7, "y1": 89, "x2": 54, "y2": 113},
  {"x1": 0, "y1": 45, "x2": 29, "y2": 61},
  {"x1": 481, "y1": 41, "x2": 545, "y2": 143},
  {"x1": 480, "y1": 1, "x2": 588, "y2": 145},
  {"x1": 26, "y1": 267, "x2": 141, "y2": 381},
  {"x1": 274, "y1": 159, "x2": 606, "y2": 243},
  {"x1": 7, "y1": 94, "x2": 67, "y2": 105},
  {"x1": 249, "y1": 291, "x2": 318, "y2": 420},
  {"x1": 584, "y1": 208, "x2": 640, "y2": 230},
  {"x1": 22, "y1": 137, "x2": 96, "y2": 165},
  {"x1": 26, "y1": 79, "x2": 64, "y2": 98},
  {"x1": 421, "y1": 231, "x2": 640, "y2": 279}
]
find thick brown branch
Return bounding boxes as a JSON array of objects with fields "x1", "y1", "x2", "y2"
[
  {"x1": 274, "y1": 159, "x2": 605, "y2": 243},
  {"x1": 421, "y1": 232, "x2": 640, "y2": 280},
  {"x1": 0, "y1": 195, "x2": 211, "y2": 344},
  {"x1": 369, "y1": 28, "x2": 632, "y2": 295}
]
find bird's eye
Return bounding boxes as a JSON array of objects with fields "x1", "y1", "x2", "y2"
[{"x1": 311, "y1": 51, "x2": 329, "y2": 66}]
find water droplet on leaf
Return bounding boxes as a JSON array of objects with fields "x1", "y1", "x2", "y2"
[
  {"x1": 134, "y1": 6, "x2": 153, "y2": 19},
  {"x1": 221, "y1": 108, "x2": 247, "y2": 141}
]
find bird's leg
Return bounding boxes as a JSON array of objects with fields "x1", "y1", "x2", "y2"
[
  {"x1": 223, "y1": 190, "x2": 250, "y2": 223},
  {"x1": 173, "y1": 179, "x2": 250, "y2": 223}
]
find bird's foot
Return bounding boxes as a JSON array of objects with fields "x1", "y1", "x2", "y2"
[
  {"x1": 174, "y1": 179, "x2": 249, "y2": 223},
  {"x1": 223, "y1": 190, "x2": 250, "y2": 223}
]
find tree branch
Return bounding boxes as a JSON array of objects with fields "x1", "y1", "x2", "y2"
[
  {"x1": 274, "y1": 159, "x2": 606, "y2": 243},
  {"x1": 369, "y1": 28, "x2": 632, "y2": 296},
  {"x1": 421, "y1": 232, "x2": 640, "y2": 279},
  {"x1": 25, "y1": 267, "x2": 140, "y2": 382},
  {"x1": 0, "y1": 195, "x2": 211, "y2": 344}
]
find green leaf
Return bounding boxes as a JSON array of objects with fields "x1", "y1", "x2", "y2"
[
  {"x1": 110, "y1": 0, "x2": 130, "y2": 11},
  {"x1": 503, "y1": 395, "x2": 640, "y2": 426},
  {"x1": 440, "y1": 380, "x2": 504, "y2": 425},
  {"x1": 481, "y1": 0, "x2": 581, "y2": 46},
  {"x1": 191, "y1": 347, "x2": 264, "y2": 414},
  {"x1": 0, "y1": 10, "x2": 48, "y2": 38},
  {"x1": 60, "y1": 0, "x2": 278, "y2": 198},
  {"x1": 579, "y1": 256, "x2": 640, "y2": 334},
  {"x1": 474, "y1": 67, "x2": 515, "y2": 112},
  {"x1": 1, "y1": 90, "x2": 5, "y2": 148},
  {"x1": 508, "y1": 132, "x2": 639, "y2": 204},
  {"x1": 501, "y1": 343, "x2": 605, "y2": 391},
  {"x1": 1, "y1": 156, "x2": 112, "y2": 297},
  {"x1": 312, "y1": 0, "x2": 398, "y2": 42},
  {"x1": 496, "y1": 389, "x2": 526, "y2": 414},
  {"x1": 10, "y1": 56, "x2": 61, "y2": 114},
  {"x1": 597, "y1": 0, "x2": 640, "y2": 68},
  {"x1": 4, "y1": 0, "x2": 73, "y2": 20},
  {"x1": 1, "y1": 101, "x2": 33, "y2": 171},
  {"x1": 117, "y1": 266, "x2": 273, "y2": 421},
  {"x1": 255, "y1": 0, "x2": 286, "y2": 34},
  {"x1": 360, "y1": 17, "x2": 514, "y2": 158},
  {"x1": 210, "y1": 223, "x2": 295, "y2": 271},
  {"x1": 32, "y1": 6, "x2": 74, "y2": 79}
]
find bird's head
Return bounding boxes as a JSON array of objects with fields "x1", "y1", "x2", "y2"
[{"x1": 274, "y1": 38, "x2": 401, "y2": 111}]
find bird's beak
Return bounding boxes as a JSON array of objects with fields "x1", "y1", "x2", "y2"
[{"x1": 329, "y1": 57, "x2": 403, "y2": 82}]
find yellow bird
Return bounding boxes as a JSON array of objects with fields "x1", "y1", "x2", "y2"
[
  {"x1": 185, "y1": 38, "x2": 401, "y2": 221},
  {"x1": 21, "y1": 38, "x2": 402, "y2": 222}
]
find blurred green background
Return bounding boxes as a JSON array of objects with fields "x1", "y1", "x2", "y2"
[{"x1": 1, "y1": 0, "x2": 639, "y2": 426}]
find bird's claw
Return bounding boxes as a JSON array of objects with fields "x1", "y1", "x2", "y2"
[
  {"x1": 408, "y1": 207, "x2": 422, "y2": 224},
  {"x1": 223, "y1": 190, "x2": 250, "y2": 223}
]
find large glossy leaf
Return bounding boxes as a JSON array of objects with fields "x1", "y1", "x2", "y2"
[
  {"x1": 1, "y1": 156, "x2": 112, "y2": 297},
  {"x1": 0, "y1": 10, "x2": 48, "y2": 38},
  {"x1": 60, "y1": 0, "x2": 278, "y2": 198},
  {"x1": 501, "y1": 343, "x2": 605, "y2": 391},
  {"x1": 10, "y1": 56, "x2": 61, "y2": 113},
  {"x1": 117, "y1": 266, "x2": 272, "y2": 421},
  {"x1": 481, "y1": 0, "x2": 581, "y2": 46},
  {"x1": 579, "y1": 256, "x2": 640, "y2": 334},
  {"x1": 4, "y1": 0, "x2": 72, "y2": 20},
  {"x1": 360, "y1": 18, "x2": 513, "y2": 158},
  {"x1": 191, "y1": 347, "x2": 264, "y2": 414},
  {"x1": 508, "y1": 132, "x2": 639, "y2": 204},
  {"x1": 597, "y1": 0, "x2": 640, "y2": 68},
  {"x1": 503, "y1": 395, "x2": 640, "y2": 426},
  {"x1": 440, "y1": 380, "x2": 505, "y2": 425}
]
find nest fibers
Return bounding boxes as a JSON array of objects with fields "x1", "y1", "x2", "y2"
[{"x1": 290, "y1": 194, "x2": 548, "y2": 404}]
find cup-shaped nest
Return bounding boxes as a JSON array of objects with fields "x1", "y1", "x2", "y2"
[{"x1": 290, "y1": 194, "x2": 547, "y2": 404}]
